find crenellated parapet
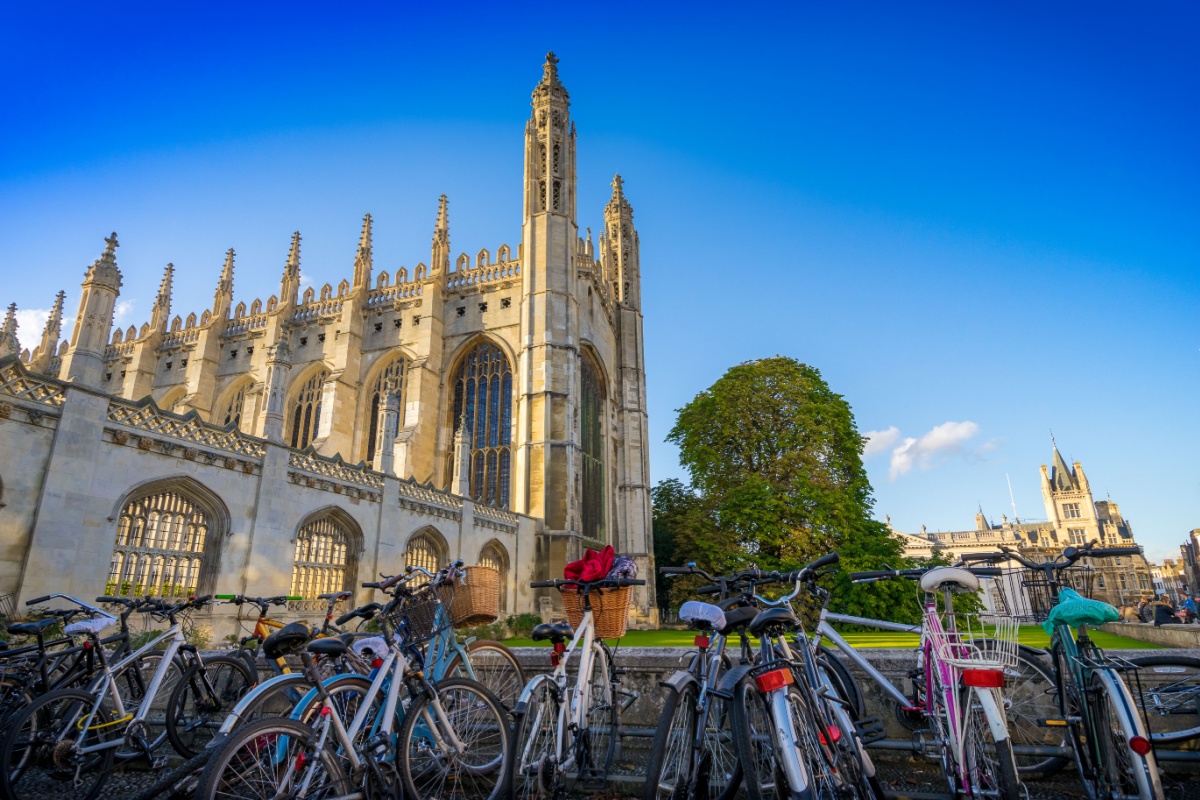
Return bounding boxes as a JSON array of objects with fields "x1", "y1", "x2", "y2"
[
  {"x1": 445, "y1": 245, "x2": 521, "y2": 293},
  {"x1": 106, "y1": 395, "x2": 267, "y2": 458}
]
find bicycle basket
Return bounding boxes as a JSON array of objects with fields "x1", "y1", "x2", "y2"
[
  {"x1": 382, "y1": 589, "x2": 447, "y2": 646},
  {"x1": 931, "y1": 613, "x2": 1020, "y2": 671},
  {"x1": 436, "y1": 565, "x2": 501, "y2": 627},
  {"x1": 562, "y1": 585, "x2": 632, "y2": 640}
]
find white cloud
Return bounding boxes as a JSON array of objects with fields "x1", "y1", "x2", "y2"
[
  {"x1": 888, "y1": 420, "x2": 982, "y2": 480},
  {"x1": 863, "y1": 426, "x2": 901, "y2": 458},
  {"x1": 299, "y1": 272, "x2": 315, "y2": 291},
  {"x1": 13, "y1": 307, "x2": 75, "y2": 348},
  {"x1": 114, "y1": 300, "x2": 136, "y2": 326}
]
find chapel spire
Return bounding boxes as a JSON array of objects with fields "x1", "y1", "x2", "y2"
[
  {"x1": 525, "y1": 53, "x2": 576, "y2": 221},
  {"x1": 431, "y1": 196, "x2": 449, "y2": 273},
  {"x1": 212, "y1": 248, "x2": 235, "y2": 319},
  {"x1": 0, "y1": 302, "x2": 19, "y2": 357},
  {"x1": 352, "y1": 214, "x2": 373, "y2": 291},
  {"x1": 149, "y1": 263, "x2": 174, "y2": 333},
  {"x1": 28, "y1": 290, "x2": 65, "y2": 372},
  {"x1": 60, "y1": 232, "x2": 123, "y2": 386},
  {"x1": 603, "y1": 173, "x2": 640, "y2": 309},
  {"x1": 279, "y1": 231, "x2": 302, "y2": 309}
]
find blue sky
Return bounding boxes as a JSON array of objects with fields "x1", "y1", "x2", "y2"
[{"x1": 2, "y1": 2, "x2": 1196, "y2": 560}]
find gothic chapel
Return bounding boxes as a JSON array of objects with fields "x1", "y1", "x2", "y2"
[{"x1": 0, "y1": 54, "x2": 657, "y2": 629}]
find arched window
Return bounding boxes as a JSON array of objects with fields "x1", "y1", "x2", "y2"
[
  {"x1": 290, "y1": 513, "x2": 355, "y2": 602},
  {"x1": 108, "y1": 487, "x2": 211, "y2": 598},
  {"x1": 221, "y1": 383, "x2": 248, "y2": 429},
  {"x1": 478, "y1": 541, "x2": 510, "y2": 614},
  {"x1": 405, "y1": 530, "x2": 446, "y2": 574},
  {"x1": 365, "y1": 356, "x2": 407, "y2": 464},
  {"x1": 580, "y1": 352, "x2": 605, "y2": 541},
  {"x1": 450, "y1": 341, "x2": 513, "y2": 508},
  {"x1": 290, "y1": 368, "x2": 329, "y2": 449}
]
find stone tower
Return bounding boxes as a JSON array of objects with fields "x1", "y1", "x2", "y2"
[
  {"x1": 60, "y1": 234, "x2": 123, "y2": 386},
  {"x1": 1040, "y1": 438, "x2": 1096, "y2": 539}
]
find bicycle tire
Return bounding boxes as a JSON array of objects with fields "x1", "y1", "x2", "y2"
[
  {"x1": 397, "y1": 677, "x2": 510, "y2": 800},
  {"x1": 961, "y1": 686, "x2": 1022, "y2": 800},
  {"x1": 445, "y1": 639, "x2": 526, "y2": 711},
  {"x1": 113, "y1": 650, "x2": 179, "y2": 759},
  {"x1": 643, "y1": 682, "x2": 697, "y2": 800},
  {"x1": 1091, "y1": 670, "x2": 1163, "y2": 800},
  {"x1": 816, "y1": 662, "x2": 884, "y2": 799},
  {"x1": 194, "y1": 715, "x2": 350, "y2": 800},
  {"x1": 729, "y1": 674, "x2": 783, "y2": 800},
  {"x1": 0, "y1": 687, "x2": 119, "y2": 800},
  {"x1": 165, "y1": 655, "x2": 254, "y2": 758},
  {"x1": 784, "y1": 681, "x2": 843, "y2": 799},
  {"x1": 1125, "y1": 654, "x2": 1200, "y2": 744},
  {"x1": 586, "y1": 640, "x2": 617, "y2": 777},
  {"x1": 0, "y1": 674, "x2": 35, "y2": 727},
  {"x1": 510, "y1": 677, "x2": 565, "y2": 800},
  {"x1": 817, "y1": 645, "x2": 863, "y2": 719},
  {"x1": 991, "y1": 644, "x2": 1070, "y2": 778}
]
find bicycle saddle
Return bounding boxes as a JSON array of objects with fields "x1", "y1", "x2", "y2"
[
  {"x1": 530, "y1": 621, "x2": 573, "y2": 642},
  {"x1": 262, "y1": 621, "x2": 312, "y2": 659},
  {"x1": 679, "y1": 601, "x2": 726, "y2": 632},
  {"x1": 307, "y1": 638, "x2": 348, "y2": 658},
  {"x1": 747, "y1": 607, "x2": 799, "y2": 637},
  {"x1": 7, "y1": 618, "x2": 58, "y2": 637},
  {"x1": 719, "y1": 605, "x2": 760, "y2": 635},
  {"x1": 919, "y1": 567, "x2": 979, "y2": 594}
]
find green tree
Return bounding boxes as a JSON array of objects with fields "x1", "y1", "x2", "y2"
[{"x1": 665, "y1": 356, "x2": 920, "y2": 622}]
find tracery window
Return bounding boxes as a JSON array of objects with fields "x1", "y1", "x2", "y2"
[
  {"x1": 580, "y1": 353, "x2": 605, "y2": 541},
  {"x1": 222, "y1": 383, "x2": 247, "y2": 429},
  {"x1": 365, "y1": 356, "x2": 407, "y2": 464},
  {"x1": 1063, "y1": 503, "x2": 1082, "y2": 519},
  {"x1": 290, "y1": 368, "x2": 329, "y2": 449},
  {"x1": 405, "y1": 531, "x2": 445, "y2": 574},
  {"x1": 290, "y1": 515, "x2": 351, "y2": 600},
  {"x1": 450, "y1": 341, "x2": 512, "y2": 508},
  {"x1": 108, "y1": 489, "x2": 209, "y2": 598},
  {"x1": 478, "y1": 541, "x2": 510, "y2": 613}
]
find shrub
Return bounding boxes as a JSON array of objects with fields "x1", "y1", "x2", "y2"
[
  {"x1": 506, "y1": 613, "x2": 541, "y2": 638},
  {"x1": 462, "y1": 621, "x2": 507, "y2": 641}
]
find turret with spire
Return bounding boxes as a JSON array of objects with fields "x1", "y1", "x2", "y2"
[
  {"x1": 149, "y1": 263, "x2": 175, "y2": 334},
  {"x1": 524, "y1": 52, "x2": 576, "y2": 221},
  {"x1": 602, "y1": 173, "x2": 641, "y2": 310},
  {"x1": 431, "y1": 196, "x2": 449, "y2": 275},
  {"x1": 28, "y1": 291, "x2": 65, "y2": 373},
  {"x1": 60, "y1": 233, "x2": 123, "y2": 387},
  {"x1": 352, "y1": 214, "x2": 373, "y2": 292},
  {"x1": 0, "y1": 303, "x2": 20, "y2": 358},
  {"x1": 279, "y1": 231, "x2": 302, "y2": 311},
  {"x1": 212, "y1": 249, "x2": 235, "y2": 320}
]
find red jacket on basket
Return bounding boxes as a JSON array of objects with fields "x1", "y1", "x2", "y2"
[{"x1": 563, "y1": 545, "x2": 615, "y2": 584}]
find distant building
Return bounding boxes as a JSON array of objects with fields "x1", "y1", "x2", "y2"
[
  {"x1": 893, "y1": 441, "x2": 1153, "y2": 612},
  {"x1": 1178, "y1": 529, "x2": 1200, "y2": 597}
]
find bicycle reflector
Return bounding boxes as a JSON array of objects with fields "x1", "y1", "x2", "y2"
[
  {"x1": 694, "y1": 635, "x2": 710, "y2": 648},
  {"x1": 1129, "y1": 736, "x2": 1152, "y2": 755},
  {"x1": 754, "y1": 668, "x2": 794, "y2": 693},
  {"x1": 961, "y1": 669, "x2": 1005, "y2": 688}
]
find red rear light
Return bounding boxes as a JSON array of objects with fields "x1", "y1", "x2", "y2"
[
  {"x1": 371, "y1": 658, "x2": 383, "y2": 669},
  {"x1": 818, "y1": 725, "x2": 842, "y2": 745},
  {"x1": 83, "y1": 641, "x2": 92, "y2": 650},
  {"x1": 319, "y1": 706, "x2": 331, "y2": 716},
  {"x1": 961, "y1": 669, "x2": 1005, "y2": 688},
  {"x1": 1129, "y1": 736, "x2": 1152, "y2": 755},
  {"x1": 754, "y1": 668, "x2": 794, "y2": 693},
  {"x1": 694, "y1": 635, "x2": 710, "y2": 648}
]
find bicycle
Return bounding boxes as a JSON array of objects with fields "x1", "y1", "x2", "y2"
[
  {"x1": 725, "y1": 553, "x2": 884, "y2": 800},
  {"x1": 195, "y1": 571, "x2": 511, "y2": 800},
  {"x1": 509, "y1": 575, "x2": 646, "y2": 799},
  {"x1": 985, "y1": 541, "x2": 1164, "y2": 799}
]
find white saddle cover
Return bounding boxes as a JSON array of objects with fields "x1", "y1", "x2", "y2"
[
  {"x1": 64, "y1": 615, "x2": 117, "y2": 636},
  {"x1": 679, "y1": 601, "x2": 726, "y2": 630},
  {"x1": 919, "y1": 567, "x2": 980, "y2": 593},
  {"x1": 352, "y1": 636, "x2": 389, "y2": 659}
]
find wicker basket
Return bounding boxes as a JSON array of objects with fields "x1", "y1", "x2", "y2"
[
  {"x1": 439, "y1": 565, "x2": 501, "y2": 627},
  {"x1": 562, "y1": 585, "x2": 633, "y2": 640}
]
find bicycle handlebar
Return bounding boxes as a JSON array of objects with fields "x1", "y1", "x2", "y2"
[{"x1": 529, "y1": 578, "x2": 646, "y2": 590}]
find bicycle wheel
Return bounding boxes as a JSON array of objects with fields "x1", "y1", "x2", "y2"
[
  {"x1": 817, "y1": 645, "x2": 864, "y2": 719},
  {"x1": 0, "y1": 687, "x2": 119, "y2": 800},
  {"x1": 446, "y1": 639, "x2": 526, "y2": 710},
  {"x1": 1053, "y1": 642, "x2": 1098, "y2": 793},
  {"x1": 1090, "y1": 671, "x2": 1162, "y2": 800},
  {"x1": 730, "y1": 675, "x2": 781, "y2": 800},
  {"x1": 290, "y1": 674, "x2": 380, "y2": 771},
  {"x1": 785, "y1": 681, "x2": 843, "y2": 799},
  {"x1": 511, "y1": 678, "x2": 564, "y2": 800},
  {"x1": 1125, "y1": 654, "x2": 1200, "y2": 744},
  {"x1": 0, "y1": 674, "x2": 35, "y2": 727},
  {"x1": 113, "y1": 650, "x2": 180, "y2": 758},
  {"x1": 165, "y1": 655, "x2": 254, "y2": 758},
  {"x1": 398, "y1": 677, "x2": 510, "y2": 800},
  {"x1": 643, "y1": 683, "x2": 697, "y2": 800},
  {"x1": 233, "y1": 673, "x2": 315, "y2": 728},
  {"x1": 817, "y1": 663, "x2": 884, "y2": 799},
  {"x1": 586, "y1": 641, "x2": 617, "y2": 777},
  {"x1": 702, "y1": 687, "x2": 743, "y2": 800},
  {"x1": 994, "y1": 647, "x2": 1070, "y2": 778},
  {"x1": 961, "y1": 686, "x2": 1022, "y2": 800},
  {"x1": 194, "y1": 716, "x2": 349, "y2": 800}
]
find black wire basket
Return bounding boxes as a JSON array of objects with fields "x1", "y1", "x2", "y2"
[
  {"x1": 994, "y1": 563, "x2": 1097, "y2": 622},
  {"x1": 382, "y1": 588, "x2": 449, "y2": 646}
]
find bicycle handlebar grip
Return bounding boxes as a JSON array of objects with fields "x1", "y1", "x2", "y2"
[
  {"x1": 1089, "y1": 547, "x2": 1142, "y2": 558},
  {"x1": 335, "y1": 610, "x2": 360, "y2": 626},
  {"x1": 192, "y1": 595, "x2": 213, "y2": 604},
  {"x1": 659, "y1": 567, "x2": 693, "y2": 575},
  {"x1": 968, "y1": 567, "x2": 1003, "y2": 578},
  {"x1": 806, "y1": 552, "x2": 840, "y2": 571},
  {"x1": 95, "y1": 596, "x2": 121, "y2": 604},
  {"x1": 25, "y1": 595, "x2": 50, "y2": 606},
  {"x1": 616, "y1": 579, "x2": 646, "y2": 587},
  {"x1": 362, "y1": 581, "x2": 381, "y2": 589},
  {"x1": 848, "y1": 570, "x2": 893, "y2": 582},
  {"x1": 529, "y1": 580, "x2": 559, "y2": 589},
  {"x1": 696, "y1": 584, "x2": 721, "y2": 595}
]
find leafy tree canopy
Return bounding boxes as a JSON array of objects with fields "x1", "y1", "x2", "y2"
[{"x1": 656, "y1": 356, "x2": 921, "y2": 621}]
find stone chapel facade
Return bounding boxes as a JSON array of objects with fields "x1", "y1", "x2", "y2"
[{"x1": 0, "y1": 54, "x2": 656, "y2": 630}]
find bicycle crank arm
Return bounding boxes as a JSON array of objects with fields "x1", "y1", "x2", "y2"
[{"x1": 618, "y1": 689, "x2": 639, "y2": 712}]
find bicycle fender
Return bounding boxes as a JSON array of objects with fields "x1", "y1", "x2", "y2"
[
  {"x1": 659, "y1": 669, "x2": 699, "y2": 693},
  {"x1": 713, "y1": 663, "x2": 755, "y2": 699},
  {"x1": 217, "y1": 672, "x2": 311, "y2": 734},
  {"x1": 289, "y1": 672, "x2": 372, "y2": 720},
  {"x1": 513, "y1": 673, "x2": 561, "y2": 717},
  {"x1": 972, "y1": 686, "x2": 1011, "y2": 744}
]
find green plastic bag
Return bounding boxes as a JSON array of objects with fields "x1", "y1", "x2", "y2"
[{"x1": 1042, "y1": 587, "x2": 1120, "y2": 634}]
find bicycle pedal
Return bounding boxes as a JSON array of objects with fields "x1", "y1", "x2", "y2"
[{"x1": 854, "y1": 716, "x2": 887, "y2": 745}]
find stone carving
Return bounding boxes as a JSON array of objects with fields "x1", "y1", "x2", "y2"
[
  {"x1": 288, "y1": 450, "x2": 384, "y2": 490},
  {"x1": 474, "y1": 503, "x2": 519, "y2": 531},
  {"x1": 137, "y1": 437, "x2": 153, "y2": 451},
  {"x1": 0, "y1": 358, "x2": 67, "y2": 406},
  {"x1": 26, "y1": 409, "x2": 44, "y2": 426},
  {"x1": 0, "y1": 402, "x2": 10, "y2": 419},
  {"x1": 183, "y1": 447, "x2": 199, "y2": 460},
  {"x1": 107, "y1": 398, "x2": 267, "y2": 458}
]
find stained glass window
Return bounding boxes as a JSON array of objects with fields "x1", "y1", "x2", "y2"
[
  {"x1": 108, "y1": 488, "x2": 209, "y2": 598},
  {"x1": 406, "y1": 531, "x2": 445, "y2": 574},
  {"x1": 290, "y1": 368, "x2": 329, "y2": 449},
  {"x1": 580, "y1": 353, "x2": 605, "y2": 541},
  {"x1": 365, "y1": 356, "x2": 407, "y2": 463},
  {"x1": 290, "y1": 515, "x2": 351, "y2": 599},
  {"x1": 222, "y1": 383, "x2": 247, "y2": 429},
  {"x1": 450, "y1": 341, "x2": 512, "y2": 508}
]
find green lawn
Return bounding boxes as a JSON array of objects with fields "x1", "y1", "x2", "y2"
[{"x1": 502, "y1": 626, "x2": 1159, "y2": 650}]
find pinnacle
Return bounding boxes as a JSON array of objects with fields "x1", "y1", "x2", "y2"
[
  {"x1": 44, "y1": 291, "x2": 65, "y2": 337},
  {"x1": 611, "y1": 173, "x2": 625, "y2": 199},
  {"x1": 359, "y1": 213, "x2": 373, "y2": 252},
  {"x1": 287, "y1": 231, "x2": 302, "y2": 269},
  {"x1": 102, "y1": 232, "x2": 119, "y2": 260},
  {"x1": 543, "y1": 52, "x2": 560, "y2": 83},
  {"x1": 436, "y1": 195, "x2": 449, "y2": 230},
  {"x1": 222, "y1": 248, "x2": 236, "y2": 280}
]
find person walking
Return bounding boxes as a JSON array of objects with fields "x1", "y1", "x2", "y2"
[{"x1": 1181, "y1": 594, "x2": 1197, "y2": 624}]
